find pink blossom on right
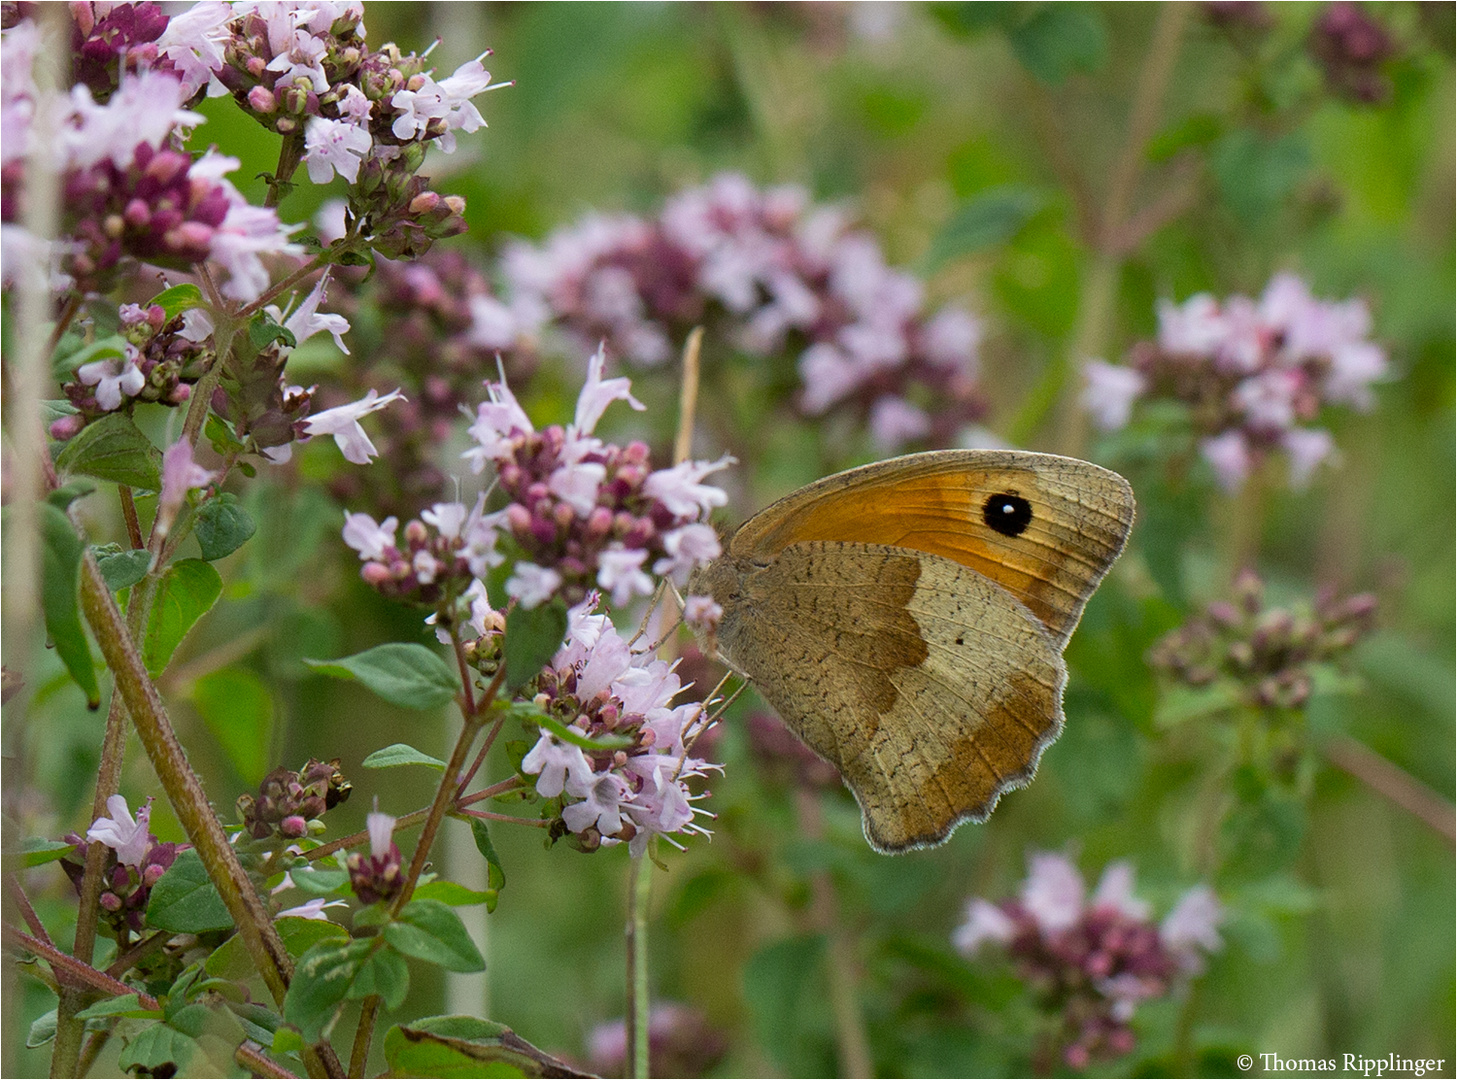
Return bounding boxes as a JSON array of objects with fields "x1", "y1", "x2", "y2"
[
  {"x1": 1079, "y1": 273, "x2": 1388, "y2": 492},
  {"x1": 953, "y1": 851, "x2": 1223, "y2": 1069}
]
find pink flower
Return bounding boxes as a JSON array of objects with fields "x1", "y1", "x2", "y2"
[
  {"x1": 277, "y1": 897, "x2": 348, "y2": 921},
  {"x1": 1282, "y1": 427, "x2": 1335, "y2": 487},
  {"x1": 868, "y1": 395, "x2": 931, "y2": 451},
  {"x1": 1201, "y1": 431, "x2": 1252, "y2": 493},
  {"x1": 573, "y1": 345, "x2": 645, "y2": 435},
  {"x1": 302, "y1": 388, "x2": 406, "y2": 464},
  {"x1": 506, "y1": 563, "x2": 563, "y2": 609},
  {"x1": 157, "y1": 439, "x2": 217, "y2": 539},
  {"x1": 1081, "y1": 359, "x2": 1147, "y2": 431},
  {"x1": 342, "y1": 511, "x2": 399, "y2": 561},
  {"x1": 1021, "y1": 851, "x2": 1085, "y2": 933},
  {"x1": 682, "y1": 594, "x2": 723, "y2": 634},
  {"x1": 303, "y1": 116, "x2": 373, "y2": 185},
  {"x1": 272, "y1": 273, "x2": 351, "y2": 353},
  {"x1": 597, "y1": 545, "x2": 654, "y2": 607},
  {"x1": 521, "y1": 729, "x2": 593, "y2": 797},
  {"x1": 77, "y1": 349, "x2": 145, "y2": 411},
  {"x1": 642, "y1": 456, "x2": 734, "y2": 519},
  {"x1": 87, "y1": 795, "x2": 153, "y2": 868},
  {"x1": 952, "y1": 898, "x2": 1016, "y2": 954},
  {"x1": 1160, "y1": 885, "x2": 1224, "y2": 972},
  {"x1": 1157, "y1": 293, "x2": 1225, "y2": 356},
  {"x1": 562, "y1": 771, "x2": 632, "y2": 835},
  {"x1": 1089, "y1": 860, "x2": 1151, "y2": 920},
  {"x1": 653, "y1": 523, "x2": 722, "y2": 586}
]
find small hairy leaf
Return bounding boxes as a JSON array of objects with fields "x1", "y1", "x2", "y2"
[
  {"x1": 304, "y1": 643, "x2": 459, "y2": 710},
  {"x1": 54, "y1": 412, "x2": 162, "y2": 492}
]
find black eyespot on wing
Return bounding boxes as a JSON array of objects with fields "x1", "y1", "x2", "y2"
[{"x1": 983, "y1": 492, "x2": 1032, "y2": 537}]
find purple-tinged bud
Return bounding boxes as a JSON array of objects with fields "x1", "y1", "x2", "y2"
[
  {"x1": 280, "y1": 815, "x2": 308, "y2": 839},
  {"x1": 408, "y1": 191, "x2": 441, "y2": 216},
  {"x1": 1206, "y1": 601, "x2": 1240, "y2": 628},
  {"x1": 100, "y1": 891, "x2": 123, "y2": 912},
  {"x1": 142, "y1": 863, "x2": 167, "y2": 887},
  {"x1": 553, "y1": 502, "x2": 575, "y2": 529},
  {"x1": 624, "y1": 441, "x2": 651, "y2": 465},
  {"x1": 506, "y1": 503, "x2": 532, "y2": 536},
  {"x1": 531, "y1": 514, "x2": 557, "y2": 547},
  {"x1": 443, "y1": 195, "x2": 467, "y2": 216},
  {"x1": 124, "y1": 198, "x2": 151, "y2": 228},
  {"x1": 169, "y1": 384, "x2": 192, "y2": 404},
  {"x1": 247, "y1": 85, "x2": 276, "y2": 113},
  {"x1": 404, "y1": 519, "x2": 429, "y2": 546},
  {"x1": 1227, "y1": 640, "x2": 1255, "y2": 669},
  {"x1": 1234, "y1": 568, "x2": 1264, "y2": 614},
  {"x1": 49, "y1": 414, "x2": 86, "y2": 441},
  {"x1": 246, "y1": 55, "x2": 267, "y2": 78},
  {"x1": 639, "y1": 727, "x2": 657, "y2": 748},
  {"x1": 276, "y1": 117, "x2": 297, "y2": 134},
  {"x1": 361, "y1": 562, "x2": 392, "y2": 586},
  {"x1": 585, "y1": 505, "x2": 613, "y2": 538},
  {"x1": 145, "y1": 151, "x2": 189, "y2": 187},
  {"x1": 405, "y1": 73, "x2": 427, "y2": 91}
]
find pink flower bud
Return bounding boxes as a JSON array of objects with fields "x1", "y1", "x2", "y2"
[
  {"x1": 246, "y1": 56, "x2": 267, "y2": 78},
  {"x1": 124, "y1": 199, "x2": 151, "y2": 228},
  {"x1": 585, "y1": 506, "x2": 613, "y2": 538},
  {"x1": 49, "y1": 415, "x2": 86, "y2": 441},
  {"x1": 142, "y1": 863, "x2": 167, "y2": 887},
  {"x1": 361, "y1": 562, "x2": 392, "y2": 586},
  {"x1": 408, "y1": 191, "x2": 441, "y2": 216},
  {"x1": 247, "y1": 85, "x2": 277, "y2": 113},
  {"x1": 100, "y1": 891, "x2": 123, "y2": 912},
  {"x1": 280, "y1": 815, "x2": 308, "y2": 839}
]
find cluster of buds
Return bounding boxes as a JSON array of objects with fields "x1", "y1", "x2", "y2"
[
  {"x1": 67, "y1": 1, "x2": 170, "y2": 101},
  {"x1": 51, "y1": 302, "x2": 205, "y2": 435},
  {"x1": 745, "y1": 710, "x2": 841, "y2": 791},
  {"x1": 1308, "y1": 2, "x2": 1393, "y2": 104},
  {"x1": 322, "y1": 247, "x2": 535, "y2": 516},
  {"x1": 346, "y1": 808, "x2": 403, "y2": 905},
  {"x1": 503, "y1": 172, "x2": 986, "y2": 452},
  {"x1": 237, "y1": 759, "x2": 352, "y2": 842},
  {"x1": 212, "y1": 3, "x2": 499, "y2": 258},
  {"x1": 955, "y1": 853, "x2": 1223, "y2": 1070},
  {"x1": 521, "y1": 599, "x2": 720, "y2": 856},
  {"x1": 465, "y1": 347, "x2": 730, "y2": 610},
  {"x1": 585, "y1": 1002, "x2": 728, "y2": 1079},
  {"x1": 60, "y1": 796, "x2": 184, "y2": 938},
  {"x1": 1082, "y1": 273, "x2": 1387, "y2": 492},
  {"x1": 1148, "y1": 569, "x2": 1378, "y2": 710},
  {"x1": 342, "y1": 495, "x2": 504, "y2": 607}
]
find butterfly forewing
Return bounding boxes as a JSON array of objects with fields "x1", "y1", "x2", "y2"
[{"x1": 729, "y1": 450, "x2": 1135, "y2": 645}]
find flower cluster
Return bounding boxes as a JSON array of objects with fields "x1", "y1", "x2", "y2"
[
  {"x1": 465, "y1": 347, "x2": 731, "y2": 609},
  {"x1": 342, "y1": 494, "x2": 504, "y2": 606},
  {"x1": 1308, "y1": 2, "x2": 1393, "y2": 104},
  {"x1": 60, "y1": 796, "x2": 185, "y2": 938},
  {"x1": 955, "y1": 852, "x2": 1223, "y2": 1069},
  {"x1": 209, "y1": 2, "x2": 503, "y2": 257},
  {"x1": 1082, "y1": 273, "x2": 1388, "y2": 492},
  {"x1": 504, "y1": 172, "x2": 986, "y2": 451},
  {"x1": 1, "y1": 13, "x2": 301, "y2": 300},
  {"x1": 321, "y1": 246, "x2": 535, "y2": 516},
  {"x1": 236, "y1": 759, "x2": 352, "y2": 843},
  {"x1": 585, "y1": 1002, "x2": 728, "y2": 1079},
  {"x1": 521, "y1": 599, "x2": 720, "y2": 856},
  {"x1": 1148, "y1": 569, "x2": 1377, "y2": 710}
]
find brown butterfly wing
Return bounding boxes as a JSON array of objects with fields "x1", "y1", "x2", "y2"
[
  {"x1": 728, "y1": 450, "x2": 1135, "y2": 647},
  {"x1": 707, "y1": 542, "x2": 1065, "y2": 852}
]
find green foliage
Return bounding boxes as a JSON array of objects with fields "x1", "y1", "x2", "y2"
[
  {"x1": 363, "y1": 743, "x2": 447, "y2": 770},
  {"x1": 193, "y1": 492, "x2": 257, "y2": 561},
  {"x1": 146, "y1": 850, "x2": 235, "y2": 933},
  {"x1": 382, "y1": 1015, "x2": 590, "y2": 1078},
  {"x1": 39, "y1": 502, "x2": 99, "y2": 707},
  {"x1": 142, "y1": 558, "x2": 223, "y2": 677},
  {"x1": 503, "y1": 599, "x2": 568, "y2": 691},
  {"x1": 54, "y1": 412, "x2": 163, "y2": 492},
  {"x1": 189, "y1": 666, "x2": 275, "y2": 784},
  {"x1": 304, "y1": 643, "x2": 460, "y2": 709},
  {"x1": 383, "y1": 899, "x2": 487, "y2": 973},
  {"x1": 92, "y1": 543, "x2": 152, "y2": 591}
]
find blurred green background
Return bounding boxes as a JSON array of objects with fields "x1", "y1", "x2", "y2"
[{"x1": 9, "y1": 3, "x2": 1453, "y2": 1076}]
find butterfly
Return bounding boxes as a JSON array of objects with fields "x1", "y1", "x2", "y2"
[{"x1": 687, "y1": 449, "x2": 1135, "y2": 853}]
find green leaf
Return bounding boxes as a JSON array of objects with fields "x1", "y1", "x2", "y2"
[
  {"x1": 925, "y1": 185, "x2": 1044, "y2": 268},
  {"x1": 363, "y1": 743, "x2": 447, "y2": 770},
  {"x1": 148, "y1": 283, "x2": 205, "y2": 320},
  {"x1": 384, "y1": 899, "x2": 485, "y2": 973},
  {"x1": 383, "y1": 1015, "x2": 592, "y2": 1079},
  {"x1": 1153, "y1": 681, "x2": 1244, "y2": 727},
  {"x1": 26, "y1": 1009, "x2": 57, "y2": 1048},
  {"x1": 1211, "y1": 129, "x2": 1311, "y2": 222},
  {"x1": 17, "y1": 837, "x2": 77, "y2": 867},
  {"x1": 205, "y1": 414, "x2": 245, "y2": 457},
  {"x1": 54, "y1": 412, "x2": 163, "y2": 492},
  {"x1": 146, "y1": 849, "x2": 234, "y2": 933},
  {"x1": 288, "y1": 867, "x2": 351, "y2": 896},
  {"x1": 47, "y1": 479, "x2": 96, "y2": 510},
  {"x1": 348, "y1": 944, "x2": 410, "y2": 1010},
  {"x1": 304, "y1": 643, "x2": 459, "y2": 710},
  {"x1": 142, "y1": 558, "x2": 223, "y2": 677},
  {"x1": 117, "y1": 1020, "x2": 202, "y2": 1075},
  {"x1": 189, "y1": 666, "x2": 274, "y2": 784},
  {"x1": 249, "y1": 310, "x2": 296, "y2": 350},
  {"x1": 92, "y1": 544, "x2": 152, "y2": 591},
  {"x1": 75, "y1": 994, "x2": 159, "y2": 1021},
  {"x1": 39, "y1": 502, "x2": 100, "y2": 707},
  {"x1": 928, "y1": 2, "x2": 1019, "y2": 36},
  {"x1": 273, "y1": 1027, "x2": 305, "y2": 1055},
  {"x1": 284, "y1": 939, "x2": 374, "y2": 1043},
  {"x1": 414, "y1": 881, "x2": 497, "y2": 908},
  {"x1": 52, "y1": 334, "x2": 128, "y2": 380},
  {"x1": 210, "y1": 915, "x2": 350, "y2": 980},
  {"x1": 533, "y1": 713, "x2": 634, "y2": 752},
  {"x1": 743, "y1": 934, "x2": 829, "y2": 1071},
  {"x1": 1008, "y1": 3, "x2": 1108, "y2": 85},
  {"x1": 469, "y1": 818, "x2": 506, "y2": 897},
  {"x1": 503, "y1": 599, "x2": 568, "y2": 691},
  {"x1": 194, "y1": 492, "x2": 257, "y2": 561}
]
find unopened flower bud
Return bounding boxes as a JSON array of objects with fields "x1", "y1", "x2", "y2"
[{"x1": 247, "y1": 86, "x2": 277, "y2": 113}]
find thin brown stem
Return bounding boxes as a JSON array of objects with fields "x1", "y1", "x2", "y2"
[
  {"x1": 349, "y1": 997, "x2": 380, "y2": 1078},
  {"x1": 4, "y1": 875, "x2": 52, "y2": 945},
  {"x1": 392, "y1": 717, "x2": 485, "y2": 914},
  {"x1": 1323, "y1": 736, "x2": 1456, "y2": 846},
  {"x1": 304, "y1": 778, "x2": 525, "y2": 863},
  {"x1": 237, "y1": 1041, "x2": 299, "y2": 1080},
  {"x1": 46, "y1": 293, "x2": 83, "y2": 356},
  {"x1": 238, "y1": 256, "x2": 332, "y2": 321},
  {"x1": 673, "y1": 328, "x2": 704, "y2": 467},
  {"x1": 105, "y1": 931, "x2": 170, "y2": 979},
  {"x1": 457, "y1": 809, "x2": 549, "y2": 827},
  {"x1": 119, "y1": 486, "x2": 144, "y2": 549},
  {"x1": 3, "y1": 926, "x2": 161, "y2": 1010}
]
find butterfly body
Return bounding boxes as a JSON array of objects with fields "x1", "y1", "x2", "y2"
[{"x1": 688, "y1": 450, "x2": 1135, "y2": 853}]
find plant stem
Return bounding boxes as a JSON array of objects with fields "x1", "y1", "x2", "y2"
[
  {"x1": 3, "y1": 926, "x2": 161, "y2": 1010},
  {"x1": 302, "y1": 778, "x2": 526, "y2": 864},
  {"x1": 237, "y1": 1042, "x2": 299, "y2": 1080},
  {"x1": 119, "y1": 486, "x2": 143, "y2": 549},
  {"x1": 625, "y1": 850, "x2": 653, "y2": 1079},
  {"x1": 348, "y1": 998, "x2": 380, "y2": 1078},
  {"x1": 1323, "y1": 736, "x2": 1456, "y2": 846}
]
